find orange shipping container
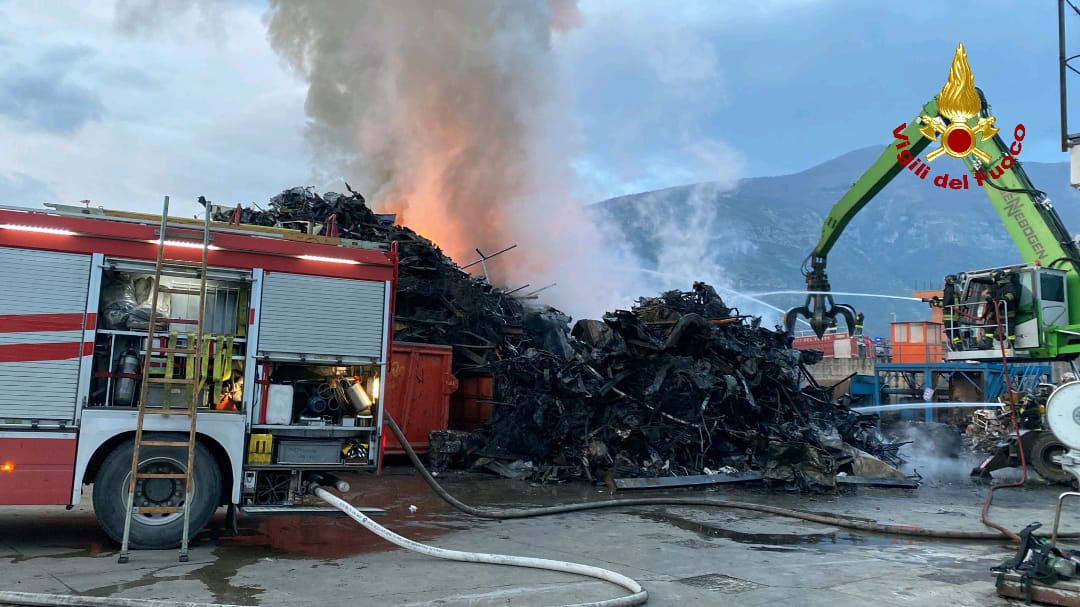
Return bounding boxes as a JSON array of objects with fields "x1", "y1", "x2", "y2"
[
  {"x1": 890, "y1": 321, "x2": 945, "y2": 363},
  {"x1": 450, "y1": 374, "x2": 495, "y2": 432},
  {"x1": 383, "y1": 342, "x2": 458, "y2": 454}
]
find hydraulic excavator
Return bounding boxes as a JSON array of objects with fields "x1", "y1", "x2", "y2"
[
  {"x1": 785, "y1": 42, "x2": 1080, "y2": 364},
  {"x1": 783, "y1": 41, "x2": 1080, "y2": 486}
]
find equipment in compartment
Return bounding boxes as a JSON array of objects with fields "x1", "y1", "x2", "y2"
[
  {"x1": 90, "y1": 265, "x2": 250, "y2": 410},
  {"x1": 261, "y1": 364, "x2": 380, "y2": 426},
  {"x1": 247, "y1": 433, "x2": 273, "y2": 464},
  {"x1": 112, "y1": 350, "x2": 140, "y2": 406},
  {"x1": 344, "y1": 376, "x2": 374, "y2": 415},
  {"x1": 100, "y1": 271, "x2": 171, "y2": 331},
  {"x1": 275, "y1": 439, "x2": 343, "y2": 464},
  {"x1": 265, "y1": 385, "x2": 294, "y2": 424}
]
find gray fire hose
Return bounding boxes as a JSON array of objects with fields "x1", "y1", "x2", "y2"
[{"x1": 383, "y1": 412, "x2": 1080, "y2": 541}]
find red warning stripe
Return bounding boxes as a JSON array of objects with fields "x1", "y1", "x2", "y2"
[
  {"x1": 0, "y1": 341, "x2": 94, "y2": 363},
  {"x1": 0, "y1": 313, "x2": 95, "y2": 333}
]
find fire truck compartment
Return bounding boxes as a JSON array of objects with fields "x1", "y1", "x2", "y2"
[
  {"x1": 257, "y1": 271, "x2": 387, "y2": 365},
  {"x1": 0, "y1": 248, "x2": 93, "y2": 425},
  {"x1": 90, "y1": 262, "x2": 251, "y2": 411}
]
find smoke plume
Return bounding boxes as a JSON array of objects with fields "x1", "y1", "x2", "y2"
[{"x1": 265, "y1": 0, "x2": 644, "y2": 318}]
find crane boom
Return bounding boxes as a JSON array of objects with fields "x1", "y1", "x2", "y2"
[{"x1": 785, "y1": 40, "x2": 1080, "y2": 364}]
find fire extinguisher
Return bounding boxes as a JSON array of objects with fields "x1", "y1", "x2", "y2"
[{"x1": 114, "y1": 350, "x2": 140, "y2": 406}]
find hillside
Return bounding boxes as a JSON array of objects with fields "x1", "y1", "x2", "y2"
[{"x1": 589, "y1": 147, "x2": 1080, "y2": 339}]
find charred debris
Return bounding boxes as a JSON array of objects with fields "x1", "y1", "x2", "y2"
[{"x1": 207, "y1": 187, "x2": 907, "y2": 492}]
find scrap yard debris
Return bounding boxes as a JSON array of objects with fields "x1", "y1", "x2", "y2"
[
  {"x1": 209, "y1": 187, "x2": 908, "y2": 491},
  {"x1": 205, "y1": 187, "x2": 528, "y2": 369}
]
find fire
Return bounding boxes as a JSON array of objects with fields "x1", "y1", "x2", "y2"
[{"x1": 937, "y1": 42, "x2": 981, "y2": 123}]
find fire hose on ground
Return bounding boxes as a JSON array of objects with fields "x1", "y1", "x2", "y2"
[
  {"x1": 314, "y1": 487, "x2": 648, "y2": 607},
  {"x1": 381, "y1": 412, "x2": 1080, "y2": 542},
  {"x1": 979, "y1": 299, "x2": 1028, "y2": 542}
]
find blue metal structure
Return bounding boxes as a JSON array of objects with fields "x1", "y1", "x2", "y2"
[{"x1": 870, "y1": 361, "x2": 1051, "y2": 421}]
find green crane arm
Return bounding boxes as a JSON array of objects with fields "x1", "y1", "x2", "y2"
[
  {"x1": 785, "y1": 88, "x2": 1080, "y2": 340},
  {"x1": 784, "y1": 97, "x2": 939, "y2": 337},
  {"x1": 809, "y1": 96, "x2": 938, "y2": 262},
  {"x1": 958, "y1": 91, "x2": 1080, "y2": 272}
]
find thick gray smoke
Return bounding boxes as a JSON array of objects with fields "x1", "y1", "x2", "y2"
[
  {"x1": 265, "y1": 0, "x2": 646, "y2": 318},
  {"x1": 112, "y1": 0, "x2": 747, "y2": 320}
]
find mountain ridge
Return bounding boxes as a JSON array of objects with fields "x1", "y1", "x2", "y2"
[{"x1": 590, "y1": 146, "x2": 1080, "y2": 339}]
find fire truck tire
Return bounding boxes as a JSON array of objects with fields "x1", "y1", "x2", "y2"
[
  {"x1": 92, "y1": 437, "x2": 221, "y2": 549},
  {"x1": 1030, "y1": 432, "x2": 1072, "y2": 484}
]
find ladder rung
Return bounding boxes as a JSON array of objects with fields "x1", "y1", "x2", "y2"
[
  {"x1": 135, "y1": 506, "x2": 184, "y2": 514},
  {"x1": 158, "y1": 287, "x2": 205, "y2": 296},
  {"x1": 159, "y1": 260, "x2": 207, "y2": 268},
  {"x1": 146, "y1": 377, "x2": 197, "y2": 384},
  {"x1": 139, "y1": 440, "x2": 192, "y2": 447},
  {"x1": 141, "y1": 409, "x2": 194, "y2": 415},
  {"x1": 148, "y1": 347, "x2": 198, "y2": 354},
  {"x1": 135, "y1": 473, "x2": 189, "y2": 479}
]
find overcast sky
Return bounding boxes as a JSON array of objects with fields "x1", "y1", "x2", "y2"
[{"x1": 0, "y1": 0, "x2": 1072, "y2": 218}]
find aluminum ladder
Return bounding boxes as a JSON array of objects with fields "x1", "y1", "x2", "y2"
[{"x1": 118, "y1": 196, "x2": 211, "y2": 563}]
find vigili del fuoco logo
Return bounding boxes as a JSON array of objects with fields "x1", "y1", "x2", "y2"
[{"x1": 891, "y1": 42, "x2": 1026, "y2": 190}]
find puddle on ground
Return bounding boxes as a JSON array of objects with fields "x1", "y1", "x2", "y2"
[
  {"x1": 78, "y1": 544, "x2": 267, "y2": 605},
  {"x1": 1, "y1": 514, "x2": 109, "y2": 563}
]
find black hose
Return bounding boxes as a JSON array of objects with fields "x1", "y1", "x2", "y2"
[{"x1": 384, "y1": 413, "x2": 1080, "y2": 541}]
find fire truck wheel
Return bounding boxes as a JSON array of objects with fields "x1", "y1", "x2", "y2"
[
  {"x1": 1030, "y1": 432, "x2": 1072, "y2": 484},
  {"x1": 92, "y1": 437, "x2": 222, "y2": 550}
]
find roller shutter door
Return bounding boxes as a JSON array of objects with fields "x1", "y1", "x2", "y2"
[
  {"x1": 257, "y1": 272, "x2": 386, "y2": 364},
  {"x1": 0, "y1": 248, "x2": 92, "y2": 421}
]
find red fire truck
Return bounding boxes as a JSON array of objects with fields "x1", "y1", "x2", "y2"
[{"x1": 0, "y1": 200, "x2": 397, "y2": 549}]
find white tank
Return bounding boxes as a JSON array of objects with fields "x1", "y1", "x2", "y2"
[
  {"x1": 344, "y1": 377, "x2": 373, "y2": 415},
  {"x1": 266, "y1": 384, "x2": 294, "y2": 425}
]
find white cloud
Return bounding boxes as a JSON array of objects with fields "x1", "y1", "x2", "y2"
[{"x1": 0, "y1": 1, "x2": 307, "y2": 216}]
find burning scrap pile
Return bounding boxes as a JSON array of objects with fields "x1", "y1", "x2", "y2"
[
  {"x1": 211, "y1": 187, "x2": 905, "y2": 491},
  {"x1": 205, "y1": 187, "x2": 528, "y2": 368}
]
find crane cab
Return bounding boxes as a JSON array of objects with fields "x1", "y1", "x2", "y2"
[{"x1": 943, "y1": 264, "x2": 1069, "y2": 361}]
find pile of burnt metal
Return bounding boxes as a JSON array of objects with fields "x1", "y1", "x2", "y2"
[
  {"x1": 204, "y1": 186, "x2": 529, "y2": 372},
  {"x1": 460, "y1": 285, "x2": 906, "y2": 491},
  {"x1": 208, "y1": 187, "x2": 906, "y2": 491}
]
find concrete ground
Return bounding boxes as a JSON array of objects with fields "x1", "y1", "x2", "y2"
[{"x1": 2, "y1": 461, "x2": 1079, "y2": 607}]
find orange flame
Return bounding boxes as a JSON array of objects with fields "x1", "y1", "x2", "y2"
[{"x1": 938, "y1": 42, "x2": 981, "y2": 123}]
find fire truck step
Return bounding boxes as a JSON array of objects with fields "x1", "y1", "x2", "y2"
[
  {"x1": 239, "y1": 505, "x2": 386, "y2": 516},
  {"x1": 138, "y1": 440, "x2": 192, "y2": 447},
  {"x1": 135, "y1": 473, "x2": 189, "y2": 479},
  {"x1": 135, "y1": 506, "x2": 184, "y2": 514}
]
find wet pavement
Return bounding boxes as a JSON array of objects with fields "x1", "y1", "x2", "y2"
[{"x1": 2, "y1": 461, "x2": 1080, "y2": 606}]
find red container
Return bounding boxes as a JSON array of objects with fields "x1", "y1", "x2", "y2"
[
  {"x1": 792, "y1": 332, "x2": 873, "y2": 359},
  {"x1": 449, "y1": 374, "x2": 495, "y2": 431},
  {"x1": 382, "y1": 342, "x2": 458, "y2": 454}
]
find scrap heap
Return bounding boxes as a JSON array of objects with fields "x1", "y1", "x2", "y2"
[
  {"x1": 209, "y1": 187, "x2": 903, "y2": 491},
  {"x1": 467, "y1": 286, "x2": 901, "y2": 490},
  {"x1": 206, "y1": 186, "x2": 528, "y2": 368}
]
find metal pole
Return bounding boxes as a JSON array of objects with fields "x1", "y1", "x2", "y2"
[
  {"x1": 1062, "y1": 0, "x2": 1069, "y2": 152},
  {"x1": 460, "y1": 245, "x2": 518, "y2": 270},
  {"x1": 525, "y1": 283, "x2": 557, "y2": 297}
]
